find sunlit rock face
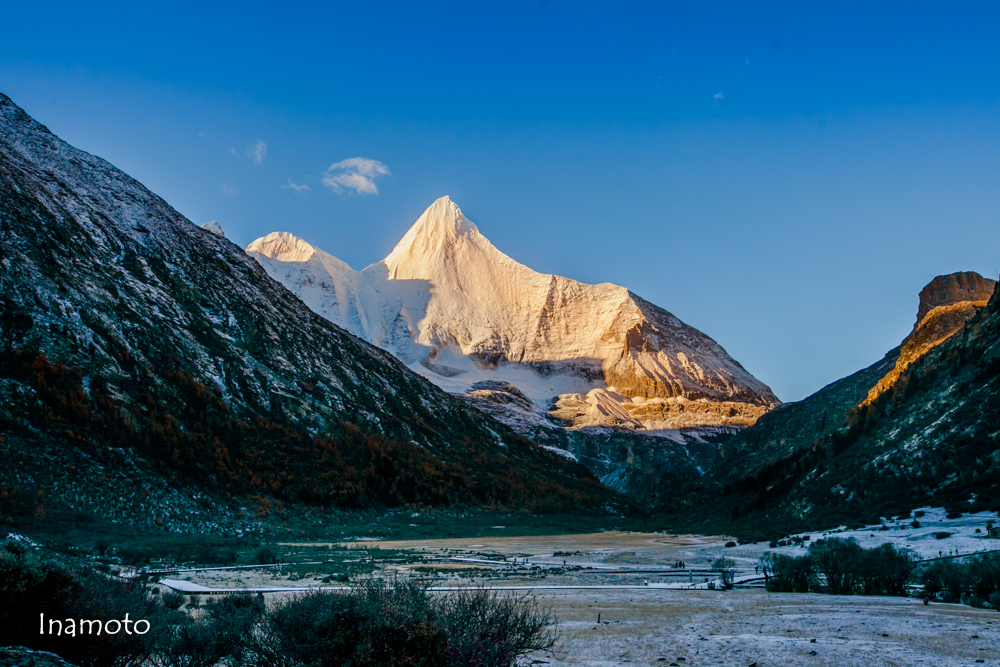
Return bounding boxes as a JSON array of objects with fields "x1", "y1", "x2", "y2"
[
  {"x1": 248, "y1": 197, "x2": 778, "y2": 433},
  {"x1": 864, "y1": 272, "x2": 997, "y2": 406},
  {"x1": 916, "y1": 271, "x2": 996, "y2": 322}
]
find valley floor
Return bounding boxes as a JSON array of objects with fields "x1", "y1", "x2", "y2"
[
  {"x1": 154, "y1": 513, "x2": 1000, "y2": 666},
  {"x1": 532, "y1": 588, "x2": 998, "y2": 666}
]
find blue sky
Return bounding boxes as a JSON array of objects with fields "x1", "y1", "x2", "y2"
[{"x1": 3, "y1": 1, "x2": 999, "y2": 401}]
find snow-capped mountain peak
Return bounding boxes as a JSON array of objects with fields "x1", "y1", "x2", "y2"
[
  {"x1": 200, "y1": 220, "x2": 226, "y2": 238},
  {"x1": 385, "y1": 195, "x2": 493, "y2": 279},
  {"x1": 389, "y1": 196, "x2": 475, "y2": 250},
  {"x1": 247, "y1": 231, "x2": 320, "y2": 263},
  {"x1": 247, "y1": 197, "x2": 779, "y2": 431}
]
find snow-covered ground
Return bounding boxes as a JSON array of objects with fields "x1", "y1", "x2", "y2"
[
  {"x1": 532, "y1": 588, "x2": 999, "y2": 666},
  {"x1": 729, "y1": 507, "x2": 1000, "y2": 565}
]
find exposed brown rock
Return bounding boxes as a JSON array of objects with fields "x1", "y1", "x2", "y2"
[
  {"x1": 864, "y1": 272, "x2": 996, "y2": 406},
  {"x1": 915, "y1": 271, "x2": 996, "y2": 322}
]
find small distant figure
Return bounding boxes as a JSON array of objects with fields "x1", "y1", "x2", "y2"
[
  {"x1": 923, "y1": 596, "x2": 930, "y2": 606},
  {"x1": 939, "y1": 551, "x2": 943, "y2": 557},
  {"x1": 755, "y1": 566, "x2": 759, "y2": 575}
]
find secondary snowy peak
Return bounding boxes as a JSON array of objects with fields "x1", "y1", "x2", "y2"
[
  {"x1": 201, "y1": 220, "x2": 225, "y2": 238},
  {"x1": 248, "y1": 197, "x2": 779, "y2": 431},
  {"x1": 247, "y1": 231, "x2": 319, "y2": 263}
]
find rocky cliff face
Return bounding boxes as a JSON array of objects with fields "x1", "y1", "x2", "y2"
[
  {"x1": 248, "y1": 197, "x2": 778, "y2": 434},
  {"x1": 916, "y1": 271, "x2": 996, "y2": 322},
  {"x1": 0, "y1": 93, "x2": 623, "y2": 530}
]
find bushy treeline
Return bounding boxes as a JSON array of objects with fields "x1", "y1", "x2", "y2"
[
  {"x1": 0, "y1": 539, "x2": 554, "y2": 667},
  {"x1": 920, "y1": 551, "x2": 1000, "y2": 608},
  {"x1": 760, "y1": 537, "x2": 917, "y2": 596}
]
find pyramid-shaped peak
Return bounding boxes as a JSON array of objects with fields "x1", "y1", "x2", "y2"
[
  {"x1": 246, "y1": 231, "x2": 318, "y2": 263},
  {"x1": 410, "y1": 196, "x2": 477, "y2": 238},
  {"x1": 384, "y1": 196, "x2": 485, "y2": 265}
]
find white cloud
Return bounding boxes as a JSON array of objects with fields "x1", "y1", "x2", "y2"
[
  {"x1": 284, "y1": 179, "x2": 311, "y2": 192},
  {"x1": 322, "y1": 157, "x2": 391, "y2": 195},
  {"x1": 247, "y1": 140, "x2": 267, "y2": 165},
  {"x1": 220, "y1": 182, "x2": 237, "y2": 197},
  {"x1": 713, "y1": 91, "x2": 724, "y2": 99}
]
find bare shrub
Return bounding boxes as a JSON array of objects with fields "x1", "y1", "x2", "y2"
[
  {"x1": 161, "y1": 591, "x2": 186, "y2": 610},
  {"x1": 155, "y1": 592, "x2": 265, "y2": 667},
  {"x1": 252, "y1": 579, "x2": 555, "y2": 667},
  {"x1": 438, "y1": 587, "x2": 556, "y2": 665}
]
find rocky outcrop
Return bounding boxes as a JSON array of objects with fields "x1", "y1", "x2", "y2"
[
  {"x1": 863, "y1": 272, "x2": 996, "y2": 406},
  {"x1": 916, "y1": 271, "x2": 996, "y2": 322}
]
